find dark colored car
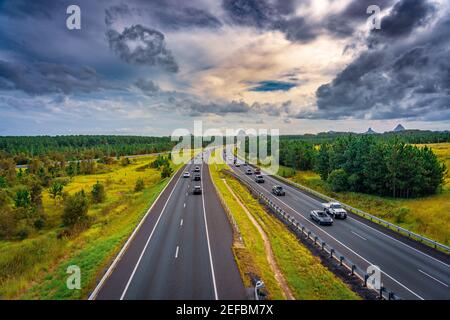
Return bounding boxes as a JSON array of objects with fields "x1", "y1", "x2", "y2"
[
  {"x1": 254, "y1": 168, "x2": 261, "y2": 175},
  {"x1": 194, "y1": 166, "x2": 200, "y2": 172},
  {"x1": 193, "y1": 185, "x2": 202, "y2": 195},
  {"x1": 272, "y1": 185, "x2": 285, "y2": 196},
  {"x1": 255, "y1": 175, "x2": 265, "y2": 183},
  {"x1": 310, "y1": 210, "x2": 333, "y2": 226},
  {"x1": 245, "y1": 168, "x2": 253, "y2": 175},
  {"x1": 193, "y1": 174, "x2": 201, "y2": 181}
]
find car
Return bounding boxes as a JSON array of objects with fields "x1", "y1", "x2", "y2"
[
  {"x1": 310, "y1": 210, "x2": 333, "y2": 226},
  {"x1": 194, "y1": 166, "x2": 200, "y2": 172},
  {"x1": 243, "y1": 163, "x2": 248, "y2": 167},
  {"x1": 255, "y1": 175, "x2": 265, "y2": 183},
  {"x1": 193, "y1": 186, "x2": 202, "y2": 195},
  {"x1": 254, "y1": 168, "x2": 261, "y2": 175},
  {"x1": 235, "y1": 163, "x2": 240, "y2": 167},
  {"x1": 272, "y1": 185, "x2": 285, "y2": 196},
  {"x1": 183, "y1": 172, "x2": 190, "y2": 178},
  {"x1": 193, "y1": 174, "x2": 201, "y2": 181},
  {"x1": 245, "y1": 168, "x2": 253, "y2": 175},
  {"x1": 323, "y1": 202, "x2": 347, "y2": 219}
]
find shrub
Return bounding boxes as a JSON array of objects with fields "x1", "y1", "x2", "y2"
[
  {"x1": 121, "y1": 157, "x2": 131, "y2": 166},
  {"x1": 17, "y1": 228, "x2": 29, "y2": 240},
  {"x1": 161, "y1": 165, "x2": 173, "y2": 179},
  {"x1": 91, "y1": 181, "x2": 106, "y2": 204},
  {"x1": 135, "y1": 178, "x2": 145, "y2": 192},
  {"x1": 14, "y1": 188, "x2": 31, "y2": 208},
  {"x1": 62, "y1": 190, "x2": 90, "y2": 227}
]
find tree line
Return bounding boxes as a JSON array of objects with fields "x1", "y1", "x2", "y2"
[
  {"x1": 278, "y1": 135, "x2": 446, "y2": 198},
  {"x1": 0, "y1": 135, "x2": 176, "y2": 163}
]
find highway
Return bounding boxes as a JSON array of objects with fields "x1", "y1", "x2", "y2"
[
  {"x1": 227, "y1": 149, "x2": 450, "y2": 300},
  {"x1": 92, "y1": 152, "x2": 246, "y2": 300}
]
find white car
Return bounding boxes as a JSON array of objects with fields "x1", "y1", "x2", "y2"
[
  {"x1": 183, "y1": 172, "x2": 190, "y2": 178},
  {"x1": 323, "y1": 202, "x2": 347, "y2": 219}
]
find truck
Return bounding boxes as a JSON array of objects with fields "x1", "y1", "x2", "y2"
[{"x1": 322, "y1": 202, "x2": 347, "y2": 219}]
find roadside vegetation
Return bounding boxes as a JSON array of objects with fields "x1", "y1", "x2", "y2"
[
  {"x1": 279, "y1": 142, "x2": 450, "y2": 245},
  {"x1": 209, "y1": 150, "x2": 359, "y2": 300},
  {"x1": 0, "y1": 154, "x2": 180, "y2": 299}
]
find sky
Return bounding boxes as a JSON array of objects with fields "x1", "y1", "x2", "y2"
[{"x1": 0, "y1": 0, "x2": 449, "y2": 136}]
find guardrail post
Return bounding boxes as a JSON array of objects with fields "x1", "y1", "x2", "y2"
[
  {"x1": 351, "y1": 264, "x2": 356, "y2": 276},
  {"x1": 314, "y1": 236, "x2": 318, "y2": 245},
  {"x1": 321, "y1": 242, "x2": 326, "y2": 251},
  {"x1": 307, "y1": 231, "x2": 311, "y2": 239},
  {"x1": 364, "y1": 274, "x2": 369, "y2": 287},
  {"x1": 330, "y1": 248, "x2": 334, "y2": 259},
  {"x1": 388, "y1": 291, "x2": 394, "y2": 300},
  {"x1": 339, "y1": 256, "x2": 344, "y2": 266},
  {"x1": 379, "y1": 286, "x2": 385, "y2": 299}
]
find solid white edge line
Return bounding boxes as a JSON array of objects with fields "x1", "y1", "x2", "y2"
[
  {"x1": 88, "y1": 164, "x2": 183, "y2": 300},
  {"x1": 119, "y1": 163, "x2": 189, "y2": 300},
  {"x1": 201, "y1": 158, "x2": 219, "y2": 300},
  {"x1": 233, "y1": 165, "x2": 425, "y2": 300},
  {"x1": 268, "y1": 172, "x2": 450, "y2": 269},
  {"x1": 418, "y1": 269, "x2": 448, "y2": 287},
  {"x1": 180, "y1": 219, "x2": 183, "y2": 227},
  {"x1": 175, "y1": 246, "x2": 180, "y2": 259}
]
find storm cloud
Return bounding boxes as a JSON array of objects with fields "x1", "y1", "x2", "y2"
[
  {"x1": 0, "y1": 60, "x2": 107, "y2": 95},
  {"x1": 308, "y1": 2, "x2": 450, "y2": 121},
  {"x1": 106, "y1": 25, "x2": 179, "y2": 72}
]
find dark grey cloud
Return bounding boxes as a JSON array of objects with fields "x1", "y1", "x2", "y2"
[
  {"x1": 106, "y1": 25, "x2": 179, "y2": 72},
  {"x1": 0, "y1": 60, "x2": 107, "y2": 95},
  {"x1": 168, "y1": 97, "x2": 288, "y2": 117},
  {"x1": 368, "y1": 0, "x2": 436, "y2": 45},
  {"x1": 305, "y1": 4, "x2": 450, "y2": 121},
  {"x1": 105, "y1": 2, "x2": 221, "y2": 30},
  {"x1": 221, "y1": 0, "x2": 320, "y2": 42},
  {"x1": 134, "y1": 78, "x2": 160, "y2": 96}
]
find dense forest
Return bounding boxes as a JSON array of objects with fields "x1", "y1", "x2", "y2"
[
  {"x1": 278, "y1": 135, "x2": 446, "y2": 198},
  {"x1": 0, "y1": 136, "x2": 176, "y2": 163}
]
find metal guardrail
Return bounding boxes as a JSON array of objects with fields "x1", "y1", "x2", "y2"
[
  {"x1": 224, "y1": 169, "x2": 402, "y2": 300},
  {"x1": 272, "y1": 174, "x2": 450, "y2": 254},
  {"x1": 232, "y1": 150, "x2": 449, "y2": 254}
]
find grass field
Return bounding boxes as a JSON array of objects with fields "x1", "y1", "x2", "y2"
[
  {"x1": 284, "y1": 142, "x2": 450, "y2": 246},
  {"x1": 0, "y1": 155, "x2": 182, "y2": 299},
  {"x1": 209, "y1": 150, "x2": 359, "y2": 300}
]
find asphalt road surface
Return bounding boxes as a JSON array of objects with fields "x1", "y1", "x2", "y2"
[
  {"x1": 93, "y1": 152, "x2": 246, "y2": 300},
  {"x1": 227, "y1": 149, "x2": 450, "y2": 300}
]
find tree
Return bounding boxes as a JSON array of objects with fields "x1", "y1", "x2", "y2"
[
  {"x1": 315, "y1": 143, "x2": 331, "y2": 180},
  {"x1": 49, "y1": 182, "x2": 64, "y2": 204},
  {"x1": 135, "y1": 178, "x2": 145, "y2": 192},
  {"x1": 62, "y1": 190, "x2": 90, "y2": 227},
  {"x1": 327, "y1": 169, "x2": 348, "y2": 192},
  {"x1": 91, "y1": 181, "x2": 106, "y2": 204}
]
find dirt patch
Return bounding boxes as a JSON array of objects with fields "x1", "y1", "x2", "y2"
[{"x1": 223, "y1": 179, "x2": 295, "y2": 300}]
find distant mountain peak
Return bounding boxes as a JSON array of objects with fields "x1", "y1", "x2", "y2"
[
  {"x1": 365, "y1": 127, "x2": 377, "y2": 134},
  {"x1": 393, "y1": 124, "x2": 406, "y2": 132}
]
